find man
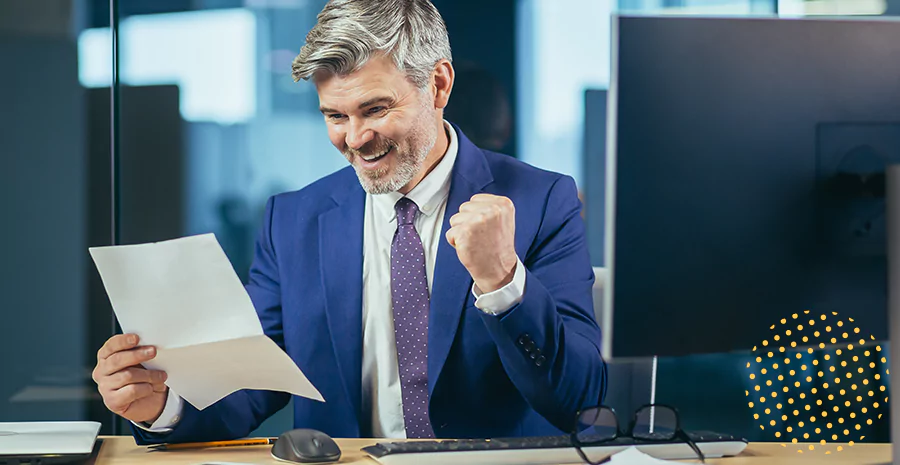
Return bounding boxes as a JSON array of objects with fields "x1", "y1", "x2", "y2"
[{"x1": 92, "y1": 0, "x2": 606, "y2": 442}]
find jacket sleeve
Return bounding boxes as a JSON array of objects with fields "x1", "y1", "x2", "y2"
[
  {"x1": 478, "y1": 175, "x2": 607, "y2": 432},
  {"x1": 132, "y1": 196, "x2": 291, "y2": 444}
]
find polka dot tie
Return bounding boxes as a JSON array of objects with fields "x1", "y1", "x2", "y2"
[{"x1": 391, "y1": 197, "x2": 436, "y2": 439}]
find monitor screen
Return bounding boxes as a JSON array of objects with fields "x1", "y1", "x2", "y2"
[{"x1": 605, "y1": 16, "x2": 900, "y2": 358}]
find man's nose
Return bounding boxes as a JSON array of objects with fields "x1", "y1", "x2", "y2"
[{"x1": 346, "y1": 118, "x2": 374, "y2": 150}]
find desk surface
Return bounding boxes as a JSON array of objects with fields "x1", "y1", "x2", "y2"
[{"x1": 93, "y1": 436, "x2": 891, "y2": 464}]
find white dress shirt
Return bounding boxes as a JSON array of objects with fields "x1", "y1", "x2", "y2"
[{"x1": 138, "y1": 121, "x2": 526, "y2": 436}]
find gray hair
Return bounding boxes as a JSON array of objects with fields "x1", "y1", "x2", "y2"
[{"x1": 292, "y1": 0, "x2": 452, "y2": 89}]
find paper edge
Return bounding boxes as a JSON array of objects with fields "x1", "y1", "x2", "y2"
[{"x1": 157, "y1": 335, "x2": 325, "y2": 411}]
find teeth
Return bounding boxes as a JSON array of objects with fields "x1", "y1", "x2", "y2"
[{"x1": 362, "y1": 147, "x2": 391, "y2": 161}]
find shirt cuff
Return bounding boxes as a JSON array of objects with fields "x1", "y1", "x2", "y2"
[
  {"x1": 472, "y1": 257, "x2": 526, "y2": 315},
  {"x1": 132, "y1": 388, "x2": 184, "y2": 433}
]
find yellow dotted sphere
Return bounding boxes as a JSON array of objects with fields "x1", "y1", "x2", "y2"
[{"x1": 746, "y1": 310, "x2": 888, "y2": 454}]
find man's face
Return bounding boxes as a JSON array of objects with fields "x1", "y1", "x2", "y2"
[{"x1": 316, "y1": 56, "x2": 439, "y2": 195}]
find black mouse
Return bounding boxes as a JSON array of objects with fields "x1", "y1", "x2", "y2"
[{"x1": 271, "y1": 428, "x2": 342, "y2": 463}]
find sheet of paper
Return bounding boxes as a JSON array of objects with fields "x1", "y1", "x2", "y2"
[
  {"x1": 607, "y1": 446, "x2": 687, "y2": 464},
  {"x1": 89, "y1": 234, "x2": 262, "y2": 349},
  {"x1": 89, "y1": 234, "x2": 323, "y2": 410}
]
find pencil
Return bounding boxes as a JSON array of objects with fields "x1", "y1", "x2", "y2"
[{"x1": 148, "y1": 438, "x2": 277, "y2": 451}]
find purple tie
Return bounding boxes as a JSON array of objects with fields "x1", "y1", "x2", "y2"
[{"x1": 391, "y1": 197, "x2": 436, "y2": 439}]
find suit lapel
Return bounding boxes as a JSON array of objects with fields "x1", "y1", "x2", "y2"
[
  {"x1": 428, "y1": 126, "x2": 494, "y2": 397},
  {"x1": 319, "y1": 179, "x2": 365, "y2": 428}
]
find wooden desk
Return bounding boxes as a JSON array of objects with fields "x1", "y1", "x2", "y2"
[{"x1": 93, "y1": 436, "x2": 891, "y2": 464}]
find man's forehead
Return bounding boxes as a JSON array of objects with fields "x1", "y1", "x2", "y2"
[
  {"x1": 317, "y1": 76, "x2": 415, "y2": 111},
  {"x1": 318, "y1": 85, "x2": 398, "y2": 110}
]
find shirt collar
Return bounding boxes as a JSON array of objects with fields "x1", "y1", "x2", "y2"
[{"x1": 372, "y1": 120, "x2": 459, "y2": 223}]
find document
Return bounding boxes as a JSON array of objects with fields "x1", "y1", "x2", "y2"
[
  {"x1": 89, "y1": 233, "x2": 323, "y2": 410},
  {"x1": 606, "y1": 446, "x2": 687, "y2": 464}
]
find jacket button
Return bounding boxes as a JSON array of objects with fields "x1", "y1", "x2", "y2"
[
  {"x1": 529, "y1": 352, "x2": 538, "y2": 360},
  {"x1": 536, "y1": 356, "x2": 546, "y2": 366},
  {"x1": 517, "y1": 334, "x2": 529, "y2": 345}
]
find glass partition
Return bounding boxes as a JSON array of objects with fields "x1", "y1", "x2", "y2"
[{"x1": 0, "y1": 0, "x2": 114, "y2": 431}]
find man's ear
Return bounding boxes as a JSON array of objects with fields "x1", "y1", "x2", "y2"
[{"x1": 432, "y1": 59, "x2": 454, "y2": 109}]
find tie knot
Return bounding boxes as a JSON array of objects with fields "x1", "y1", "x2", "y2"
[{"x1": 394, "y1": 197, "x2": 419, "y2": 226}]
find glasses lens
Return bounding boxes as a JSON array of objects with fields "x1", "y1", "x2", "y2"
[
  {"x1": 633, "y1": 405, "x2": 677, "y2": 440},
  {"x1": 576, "y1": 407, "x2": 618, "y2": 444}
]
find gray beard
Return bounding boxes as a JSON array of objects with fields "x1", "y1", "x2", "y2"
[
  {"x1": 353, "y1": 142, "x2": 429, "y2": 195},
  {"x1": 350, "y1": 104, "x2": 439, "y2": 195}
]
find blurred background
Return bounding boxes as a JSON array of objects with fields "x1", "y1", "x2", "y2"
[{"x1": 2, "y1": 0, "x2": 898, "y2": 441}]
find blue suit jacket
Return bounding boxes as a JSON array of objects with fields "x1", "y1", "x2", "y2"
[{"x1": 134, "y1": 126, "x2": 606, "y2": 443}]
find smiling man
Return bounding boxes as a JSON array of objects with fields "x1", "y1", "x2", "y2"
[{"x1": 92, "y1": 0, "x2": 606, "y2": 442}]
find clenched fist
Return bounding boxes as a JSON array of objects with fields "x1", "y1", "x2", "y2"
[
  {"x1": 446, "y1": 194, "x2": 518, "y2": 293},
  {"x1": 92, "y1": 334, "x2": 168, "y2": 424}
]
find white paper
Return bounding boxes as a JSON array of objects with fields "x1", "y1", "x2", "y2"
[
  {"x1": 89, "y1": 233, "x2": 323, "y2": 410},
  {"x1": 606, "y1": 446, "x2": 685, "y2": 464}
]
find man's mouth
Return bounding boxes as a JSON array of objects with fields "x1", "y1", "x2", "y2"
[{"x1": 360, "y1": 146, "x2": 393, "y2": 164}]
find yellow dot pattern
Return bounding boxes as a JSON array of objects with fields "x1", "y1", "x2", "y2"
[{"x1": 747, "y1": 310, "x2": 888, "y2": 454}]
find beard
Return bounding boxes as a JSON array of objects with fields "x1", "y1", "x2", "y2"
[{"x1": 343, "y1": 99, "x2": 439, "y2": 195}]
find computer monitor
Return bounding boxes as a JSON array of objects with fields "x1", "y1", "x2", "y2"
[{"x1": 603, "y1": 15, "x2": 900, "y2": 359}]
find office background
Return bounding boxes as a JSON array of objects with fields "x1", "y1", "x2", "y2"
[{"x1": 2, "y1": 0, "x2": 898, "y2": 441}]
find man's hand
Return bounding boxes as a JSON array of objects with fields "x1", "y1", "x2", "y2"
[
  {"x1": 92, "y1": 334, "x2": 168, "y2": 424},
  {"x1": 446, "y1": 194, "x2": 518, "y2": 293}
]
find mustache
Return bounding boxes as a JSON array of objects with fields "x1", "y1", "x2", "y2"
[{"x1": 344, "y1": 138, "x2": 395, "y2": 158}]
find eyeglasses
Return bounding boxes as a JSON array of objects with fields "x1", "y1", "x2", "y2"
[{"x1": 571, "y1": 404, "x2": 705, "y2": 464}]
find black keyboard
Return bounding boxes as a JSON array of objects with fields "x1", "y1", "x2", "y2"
[{"x1": 362, "y1": 431, "x2": 748, "y2": 465}]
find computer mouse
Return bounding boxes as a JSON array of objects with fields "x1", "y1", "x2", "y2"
[{"x1": 271, "y1": 428, "x2": 342, "y2": 463}]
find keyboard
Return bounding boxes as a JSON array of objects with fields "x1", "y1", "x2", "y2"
[{"x1": 362, "y1": 431, "x2": 748, "y2": 465}]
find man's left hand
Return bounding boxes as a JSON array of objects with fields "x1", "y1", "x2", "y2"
[{"x1": 446, "y1": 194, "x2": 518, "y2": 293}]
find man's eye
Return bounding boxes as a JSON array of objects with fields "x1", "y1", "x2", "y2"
[
  {"x1": 327, "y1": 114, "x2": 346, "y2": 121},
  {"x1": 367, "y1": 106, "x2": 386, "y2": 115}
]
